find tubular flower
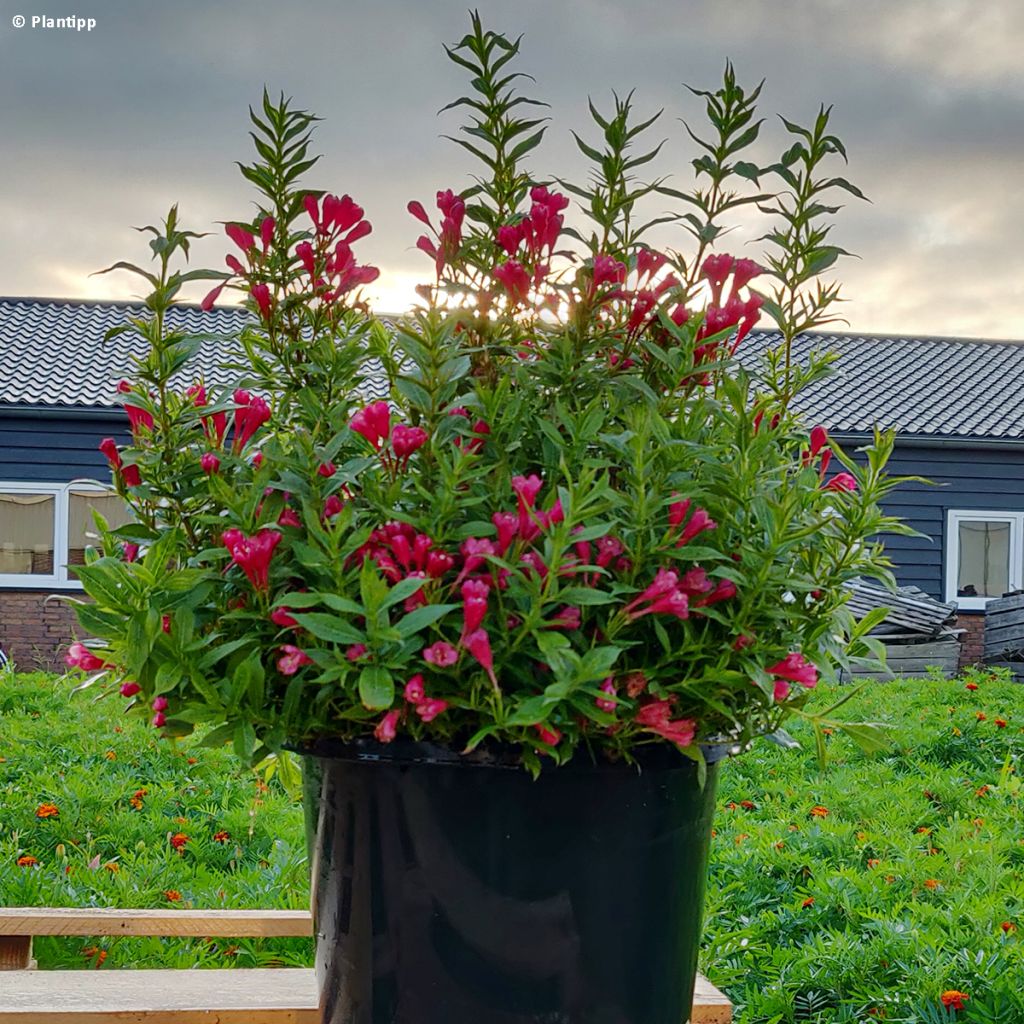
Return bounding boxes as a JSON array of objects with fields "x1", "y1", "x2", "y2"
[
  {"x1": 423, "y1": 641, "x2": 458, "y2": 668},
  {"x1": 417, "y1": 698, "x2": 450, "y2": 722},
  {"x1": 403, "y1": 674, "x2": 425, "y2": 705},
  {"x1": 374, "y1": 709, "x2": 401, "y2": 744},
  {"x1": 534, "y1": 723, "x2": 562, "y2": 747},
  {"x1": 117, "y1": 381, "x2": 154, "y2": 434},
  {"x1": 461, "y1": 579, "x2": 490, "y2": 638},
  {"x1": 634, "y1": 699, "x2": 697, "y2": 747},
  {"x1": 463, "y1": 629, "x2": 497, "y2": 687},
  {"x1": 392, "y1": 425, "x2": 428, "y2": 464},
  {"x1": 823, "y1": 471, "x2": 858, "y2": 493},
  {"x1": 767, "y1": 653, "x2": 819, "y2": 690},
  {"x1": 65, "y1": 642, "x2": 109, "y2": 672},
  {"x1": 590, "y1": 253, "x2": 627, "y2": 293},
  {"x1": 222, "y1": 528, "x2": 282, "y2": 592},
  {"x1": 596, "y1": 678, "x2": 617, "y2": 713},
  {"x1": 99, "y1": 437, "x2": 122, "y2": 471},
  {"x1": 270, "y1": 606, "x2": 298, "y2": 629},
  {"x1": 232, "y1": 390, "x2": 271, "y2": 452},
  {"x1": 119, "y1": 681, "x2": 141, "y2": 698},
  {"x1": 492, "y1": 260, "x2": 532, "y2": 306},
  {"x1": 350, "y1": 401, "x2": 391, "y2": 450},
  {"x1": 277, "y1": 645, "x2": 313, "y2": 676},
  {"x1": 623, "y1": 569, "x2": 690, "y2": 622},
  {"x1": 190, "y1": 387, "x2": 228, "y2": 447},
  {"x1": 200, "y1": 452, "x2": 220, "y2": 474}
]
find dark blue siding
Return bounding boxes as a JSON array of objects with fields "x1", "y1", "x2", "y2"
[
  {"x1": 0, "y1": 409, "x2": 128, "y2": 482},
  {"x1": 850, "y1": 442, "x2": 1024, "y2": 601}
]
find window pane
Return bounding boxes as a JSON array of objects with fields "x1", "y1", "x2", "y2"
[
  {"x1": 68, "y1": 488, "x2": 133, "y2": 566},
  {"x1": 0, "y1": 493, "x2": 56, "y2": 575},
  {"x1": 957, "y1": 520, "x2": 1011, "y2": 598}
]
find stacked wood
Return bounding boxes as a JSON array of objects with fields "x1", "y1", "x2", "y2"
[
  {"x1": 844, "y1": 580, "x2": 962, "y2": 680},
  {"x1": 983, "y1": 593, "x2": 1024, "y2": 680}
]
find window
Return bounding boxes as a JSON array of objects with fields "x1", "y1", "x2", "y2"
[
  {"x1": 946, "y1": 510, "x2": 1024, "y2": 610},
  {"x1": 0, "y1": 482, "x2": 131, "y2": 588}
]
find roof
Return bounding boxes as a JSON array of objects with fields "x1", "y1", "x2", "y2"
[{"x1": 1, "y1": 297, "x2": 1022, "y2": 441}]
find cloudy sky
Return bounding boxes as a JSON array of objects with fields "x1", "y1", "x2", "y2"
[{"x1": 1, "y1": 0, "x2": 1022, "y2": 338}]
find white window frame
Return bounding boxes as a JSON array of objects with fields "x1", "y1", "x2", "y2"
[
  {"x1": 945, "y1": 509, "x2": 1024, "y2": 611},
  {"x1": 0, "y1": 480, "x2": 118, "y2": 590}
]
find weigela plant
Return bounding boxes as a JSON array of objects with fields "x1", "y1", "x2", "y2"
[{"x1": 69, "y1": 15, "x2": 908, "y2": 772}]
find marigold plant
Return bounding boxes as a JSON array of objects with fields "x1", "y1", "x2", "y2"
[{"x1": 66, "y1": 14, "x2": 908, "y2": 771}]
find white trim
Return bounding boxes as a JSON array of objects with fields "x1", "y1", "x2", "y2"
[
  {"x1": 0, "y1": 480, "x2": 120, "y2": 590},
  {"x1": 945, "y1": 509, "x2": 1024, "y2": 610}
]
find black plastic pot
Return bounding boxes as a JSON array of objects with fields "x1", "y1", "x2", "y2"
[{"x1": 305, "y1": 739, "x2": 727, "y2": 1024}]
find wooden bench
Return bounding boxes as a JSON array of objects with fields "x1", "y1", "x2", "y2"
[{"x1": 0, "y1": 908, "x2": 732, "y2": 1023}]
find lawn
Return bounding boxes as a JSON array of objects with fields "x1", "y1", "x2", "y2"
[{"x1": 2, "y1": 667, "x2": 1023, "y2": 1021}]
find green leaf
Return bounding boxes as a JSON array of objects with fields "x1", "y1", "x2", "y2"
[
  {"x1": 290, "y1": 613, "x2": 365, "y2": 646},
  {"x1": 395, "y1": 603, "x2": 458, "y2": 639},
  {"x1": 358, "y1": 666, "x2": 394, "y2": 710}
]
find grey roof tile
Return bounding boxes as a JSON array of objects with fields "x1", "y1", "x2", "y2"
[{"x1": 2, "y1": 298, "x2": 1024, "y2": 440}]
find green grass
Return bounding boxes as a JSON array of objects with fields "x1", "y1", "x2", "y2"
[{"x1": 2, "y1": 667, "x2": 1023, "y2": 1021}]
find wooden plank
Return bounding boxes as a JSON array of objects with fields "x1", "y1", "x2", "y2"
[
  {"x1": 691, "y1": 974, "x2": 733, "y2": 1023},
  {"x1": 0, "y1": 908, "x2": 312, "y2": 938},
  {"x1": 0, "y1": 937, "x2": 31, "y2": 970},
  {"x1": 983, "y1": 593, "x2": 1024, "y2": 614},
  {"x1": 0, "y1": 968, "x2": 319, "y2": 1023},
  {"x1": 0, "y1": 967, "x2": 730, "y2": 1023}
]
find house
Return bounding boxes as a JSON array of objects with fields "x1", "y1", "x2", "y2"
[{"x1": 2, "y1": 296, "x2": 1022, "y2": 669}]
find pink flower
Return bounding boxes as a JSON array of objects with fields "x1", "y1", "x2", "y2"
[
  {"x1": 200, "y1": 452, "x2": 220, "y2": 474},
  {"x1": 463, "y1": 629, "x2": 497, "y2": 686},
  {"x1": 407, "y1": 200, "x2": 431, "y2": 225},
  {"x1": 222, "y1": 528, "x2": 282, "y2": 592},
  {"x1": 676, "y1": 506, "x2": 717, "y2": 546},
  {"x1": 152, "y1": 712, "x2": 166, "y2": 729},
  {"x1": 701, "y1": 253, "x2": 734, "y2": 301},
  {"x1": 123, "y1": 543, "x2": 139, "y2": 562},
  {"x1": 404, "y1": 674, "x2": 425, "y2": 704},
  {"x1": 492, "y1": 512, "x2": 518, "y2": 555},
  {"x1": 596, "y1": 678, "x2": 617, "y2": 713},
  {"x1": 809, "y1": 425, "x2": 829, "y2": 457},
  {"x1": 497, "y1": 223, "x2": 524, "y2": 255},
  {"x1": 417, "y1": 698, "x2": 449, "y2": 722},
  {"x1": 461, "y1": 579, "x2": 490, "y2": 638},
  {"x1": 250, "y1": 283, "x2": 273, "y2": 321},
  {"x1": 392, "y1": 424, "x2": 428, "y2": 462},
  {"x1": 773, "y1": 679, "x2": 791, "y2": 701},
  {"x1": 65, "y1": 642, "x2": 107, "y2": 672},
  {"x1": 152, "y1": 696, "x2": 168, "y2": 712},
  {"x1": 323, "y1": 495, "x2": 344, "y2": 519},
  {"x1": 624, "y1": 569, "x2": 690, "y2": 621},
  {"x1": 270, "y1": 606, "x2": 297, "y2": 629},
  {"x1": 767, "y1": 652, "x2": 818, "y2": 689},
  {"x1": 423, "y1": 641, "x2": 458, "y2": 668},
  {"x1": 259, "y1": 216, "x2": 275, "y2": 250},
  {"x1": 345, "y1": 644, "x2": 368, "y2": 662},
  {"x1": 317, "y1": 461, "x2": 336, "y2": 477},
  {"x1": 99, "y1": 437, "x2": 122, "y2": 471},
  {"x1": 693, "y1": 579, "x2": 737, "y2": 607},
  {"x1": 374, "y1": 709, "x2": 401, "y2": 743},
  {"x1": 591, "y1": 253, "x2": 627, "y2": 293},
  {"x1": 493, "y1": 260, "x2": 531, "y2": 305},
  {"x1": 731, "y1": 258, "x2": 762, "y2": 290},
  {"x1": 226, "y1": 223, "x2": 255, "y2": 254},
  {"x1": 200, "y1": 284, "x2": 225, "y2": 311},
  {"x1": 278, "y1": 507, "x2": 302, "y2": 528},
  {"x1": 161, "y1": 615, "x2": 172, "y2": 635},
  {"x1": 232, "y1": 391, "x2": 271, "y2": 453},
  {"x1": 119, "y1": 681, "x2": 141, "y2": 698},
  {"x1": 824, "y1": 472, "x2": 858, "y2": 493},
  {"x1": 635, "y1": 699, "x2": 697, "y2": 747},
  {"x1": 121, "y1": 464, "x2": 141, "y2": 487},
  {"x1": 117, "y1": 381, "x2": 154, "y2": 434},
  {"x1": 277, "y1": 645, "x2": 313, "y2": 676},
  {"x1": 550, "y1": 606, "x2": 581, "y2": 630},
  {"x1": 534, "y1": 723, "x2": 561, "y2": 747},
  {"x1": 351, "y1": 401, "x2": 391, "y2": 450}
]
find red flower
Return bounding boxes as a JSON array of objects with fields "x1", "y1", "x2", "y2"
[
  {"x1": 119, "y1": 681, "x2": 141, "y2": 698},
  {"x1": 351, "y1": 401, "x2": 391, "y2": 450},
  {"x1": 534, "y1": 723, "x2": 562, "y2": 747},
  {"x1": 374, "y1": 709, "x2": 401, "y2": 744},
  {"x1": 423, "y1": 641, "x2": 458, "y2": 667},
  {"x1": 152, "y1": 696, "x2": 168, "y2": 712},
  {"x1": 117, "y1": 381, "x2": 155, "y2": 434},
  {"x1": 823, "y1": 471, "x2": 858, "y2": 493},
  {"x1": 99, "y1": 437, "x2": 122, "y2": 471},
  {"x1": 250, "y1": 283, "x2": 273, "y2": 320},
  {"x1": 169, "y1": 832, "x2": 189, "y2": 850},
  {"x1": 940, "y1": 991, "x2": 968, "y2": 1011},
  {"x1": 392, "y1": 424, "x2": 428, "y2": 462},
  {"x1": 226, "y1": 223, "x2": 255, "y2": 254},
  {"x1": 995, "y1": 717, "x2": 1008, "y2": 728},
  {"x1": 345, "y1": 644, "x2": 367, "y2": 662},
  {"x1": 278, "y1": 507, "x2": 302, "y2": 528},
  {"x1": 463, "y1": 629, "x2": 496, "y2": 686},
  {"x1": 801, "y1": 897, "x2": 815, "y2": 908},
  {"x1": 17, "y1": 855, "x2": 39, "y2": 867},
  {"x1": 200, "y1": 452, "x2": 220, "y2": 474},
  {"x1": 493, "y1": 260, "x2": 531, "y2": 306},
  {"x1": 768, "y1": 653, "x2": 818, "y2": 690},
  {"x1": 634, "y1": 700, "x2": 697, "y2": 747},
  {"x1": 222, "y1": 528, "x2": 281, "y2": 592},
  {"x1": 317, "y1": 461, "x2": 336, "y2": 477},
  {"x1": 277, "y1": 645, "x2": 313, "y2": 676},
  {"x1": 965, "y1": 682, "x2": 979, "y2": 691},
  {"x1": 701, "y1": 254, "x2": 734, "y2": 301},
  {"x1": 270, "y1": 606, "x2": 298, "y2": 629},
  {"x1": 1001, "y1": 921, "x2": 1016, "y2": 934},
  {"x1": 36, "y1": 803, "x2": 59, "y2": 819},
  {"x1": 417, "y1": 698, "x2": 450, "y2": 722},
  {"x1": 591, "y1": 253, "x2": 627, "y2": 292},
  {"x1": 550, "y1": 606, "x2": 581, "y2": 631},
  {"x1": 596, "y1": 678, "x2": 617, "y2": 713},
  {"x1": 232, "y1": 390, "x2": 271, "y2": 452},
  {"x1": 65, "y1": 642, "x2": 108, "y2": 672},
  {"x1": 693, "y1": 579, "x2": 737, "y2": 607},
  {"x1": 259, "y1": 216, "x2": 275, "y2": 250},
  {"x1": 461, "y1": 579, "x2": 489, "y2": 638},
  {"x1": 213, "y1": 830, "x2": 230, "y2": 844},
  {"x1": 623, "y1": 569, "x2": 690, "y2": 621},
  {"x1": 810, "y1": 805, "x2": 829, "y2": 818}
]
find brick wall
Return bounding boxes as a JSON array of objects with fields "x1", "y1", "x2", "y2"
[
  {"x1": 956, "y1": 612, "x2": 985, "y2": 669},
  {"x1": 0, "y1": 591, "x2": 82, "y2": 672}
]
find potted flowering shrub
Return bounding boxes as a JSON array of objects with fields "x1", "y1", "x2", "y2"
[{"x1": 67, "y1": 15, "x2": 906, "y2": 1024}]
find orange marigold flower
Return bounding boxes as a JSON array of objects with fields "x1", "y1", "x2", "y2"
[
  {"x1": 1001, "y1": 921, "x2": 1017, "y2": 934},
  {"x1": 16, "y1": 855, "x2": 38, "y2": 867},
  {"x1": 187, "y1": 757, "x2": 198, "y2": 765},
  {"x1": 976, "y1": 712, "x2": 987, "y2": 721},
  {"x1": 995, "y1": 718, "x2": 1008, "y2": 728},
  {"x1": 169, "y1": 832, "x2": 189, "y2": 850},
  {"x1": 965, "y1": 682, "x2": 978, "y2": 691},
  {"x1": 916, "y1": 826, "x2": 931, "y2": 834},
  {"x1": 104, "y1": 862, "x2": 119, "y2": 873},
  {"x1": 885, "y1": 875, "x2": 896, "y2": 884},
  {"x1": 164, "y1": 889, "x2": 182, "y2": 902},
  {"x1": 740, "y1": 800, "x2": 757, "y2": 810},
  {"x1": 104, "y1": 750, "x2": 116, "y2": 761},
  {"x1": 35, "y1": 803, "x2": 59, "y2": 819},
  {"x1": 213, "y1": 830, "x2": 230, "y2": 844},
  {"x1": 174, "y1": 817, "x2": 188, "y2": 825},
  {"x1": 976, "y1": 784, "x2": 990, "y2": 797},
  {"x1": 973, "y1": 817, "x2": 985, "y2": 827},
  {"x1": 726, "y1": 801, "x2": 738, "y2": 810},
  {"x1": 801, "y1": 897, "x2": 815, "y2": 908},
  {"x1": 775, "y1": 841, "x2": 786, "y2": 850},
  {"x1": 81, "y1": 945, "x2": 107, "y2": 966},
  {"x1": 940, "y1": 990, "x2": 968, "y2": 1011},
  {"x1": 734, "y1": 833, "x2": 749, "y2": 845},
  {"x1": 923, "y1": 878, "x2": 940, "y2": 889},
  {"x1": 810, "y1": 805, "x2": 829, "y2": 818},
  {"x1": 867, "y1": 858, "x2": 880, "y2": 868}
]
